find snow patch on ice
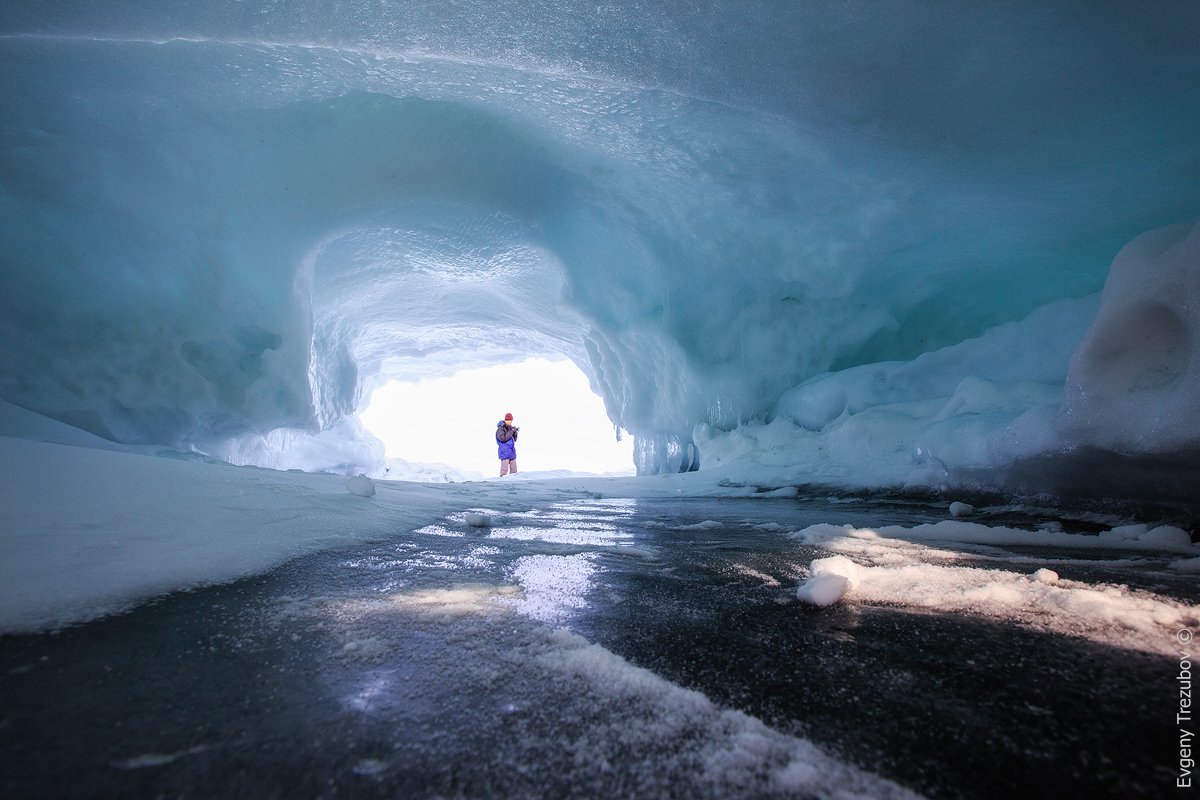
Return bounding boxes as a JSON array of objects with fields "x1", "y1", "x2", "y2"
[
  {"x1": 789, "y1": 522, "x2": 1199, "y2": 654},
  {"x1": 791, "y1": 520, "x2": 1198, "y2": 555},
  {"x1": 523, "y1": 628, "x2": 921, "y2": 799},
  {"x1": 506, "y1": 554, "x2": 597, "y2": 626}
]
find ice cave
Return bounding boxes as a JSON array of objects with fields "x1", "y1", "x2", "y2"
[
  {"x1": 2, "y1": 0, "x2": 1197, "y2": 494},
  {"x1": 1, "y1": 3, "x2": 1198, "y2": 799}
]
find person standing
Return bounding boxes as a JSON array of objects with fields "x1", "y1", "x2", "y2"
[{"x1": 496, "y1": 413, "x2": 519, "y2": 476}]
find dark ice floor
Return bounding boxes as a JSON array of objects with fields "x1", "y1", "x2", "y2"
[{"x1": 0, "y1": 496, "x2": 1191, "y2": 799}]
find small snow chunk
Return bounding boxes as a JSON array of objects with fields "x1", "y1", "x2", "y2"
[
  {"x1": 464, "y1": 512, "x2": 492, "y2": 528},
  {"x1": 345, "y1": 475, "x2": 375, "y2": 497},
  {"x1": 1037, "y1": 521, "x2": 1064, "y2": 533},
  {"x1": 797, "y1": 556, "x2": 860, "y2": 606},
  {"x1": 353, "y1": 758, "x2": 388, "y2": 776},
  {"x1": 809, "y1": 555, "x2": 864, "y2": 583},
  {"x1": 796, "y1": 573, "x2": 851, "y2": 607},
  {"x1": 949, "y1": 501, "x2": 975, "y2": 517},
  {"x1": 1169, "y1": 557, "x2": 1200, "y2": 573},
  {"x1": 1032, "y1": 568, "x2": 1059, "y2": 584}
]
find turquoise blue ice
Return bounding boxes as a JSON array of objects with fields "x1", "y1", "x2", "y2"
[{"x1": 1, "y1": 1, "x2": 1198, "y2": 494}]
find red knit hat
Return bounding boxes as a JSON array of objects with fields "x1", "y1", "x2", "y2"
[{"x1": 504, "y1": 413, "x2": 514, "y2": 420}]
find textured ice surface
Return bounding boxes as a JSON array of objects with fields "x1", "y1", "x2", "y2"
[{"x1": 1, "y1": 3, "x2": 1198, "y2": 494}]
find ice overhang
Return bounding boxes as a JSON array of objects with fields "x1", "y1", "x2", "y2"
[{"x1": 1, "y1": 6, "x2": 1199, "y2": 492}]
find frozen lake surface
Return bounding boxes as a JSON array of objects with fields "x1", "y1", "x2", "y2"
[{"x1": 2, "y1": 494, "x2": 1192, "y2": 799}]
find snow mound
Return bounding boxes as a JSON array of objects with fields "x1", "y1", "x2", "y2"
[
  {"x1": 949, "y1": 502, "x2": 975, "y2": 517},
  {"x1": 345, "y1": 475, "x2": 376, "y2": 497},
  {"x1": 1063, "y1": 219, "x2": 1200, "y2": 454},
  {"x1": 1032, "y1": 568, "x2": 1059, "y2": 584},
  {"x1": 796, "y1": 555, "x2": 864, "y2": 607}
]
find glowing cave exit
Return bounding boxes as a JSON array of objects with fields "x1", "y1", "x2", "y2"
[{"x1": 358, "y1": 358, "x2": 635, "y2": 478}]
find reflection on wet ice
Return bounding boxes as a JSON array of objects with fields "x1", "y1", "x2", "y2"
[
  {"x1": 506, "y1": 554, "x2": 599, "y2": 626},
  {"x1": 486, "y1": 523, "x2": 632, "y2": 546},
  {"x1": 492, "y1": 501, "x2": 642, "y2": 625},
  {"x1": 345, "y1": 672, "x2": 394, "y2": 713},
  {"x1": 396, "y1": 500, "x2": 648, "y2": 627}
]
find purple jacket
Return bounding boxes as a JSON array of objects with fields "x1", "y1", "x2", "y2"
[{"x1": 496, "y1": 422, "x2": 518, "y2": 460}]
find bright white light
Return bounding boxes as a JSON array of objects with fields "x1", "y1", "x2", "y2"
[{"x1": 358, "y1": 357, "x2": 635, "y2": 477}]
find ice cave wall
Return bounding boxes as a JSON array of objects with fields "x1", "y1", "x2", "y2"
[{"x1": 1, "y1": 2, "x2": 1198, "y2": 495}]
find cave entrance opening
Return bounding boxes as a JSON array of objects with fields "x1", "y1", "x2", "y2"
[{"x1": 357, "y1": 357, "x2": 634, "y2": 479}]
